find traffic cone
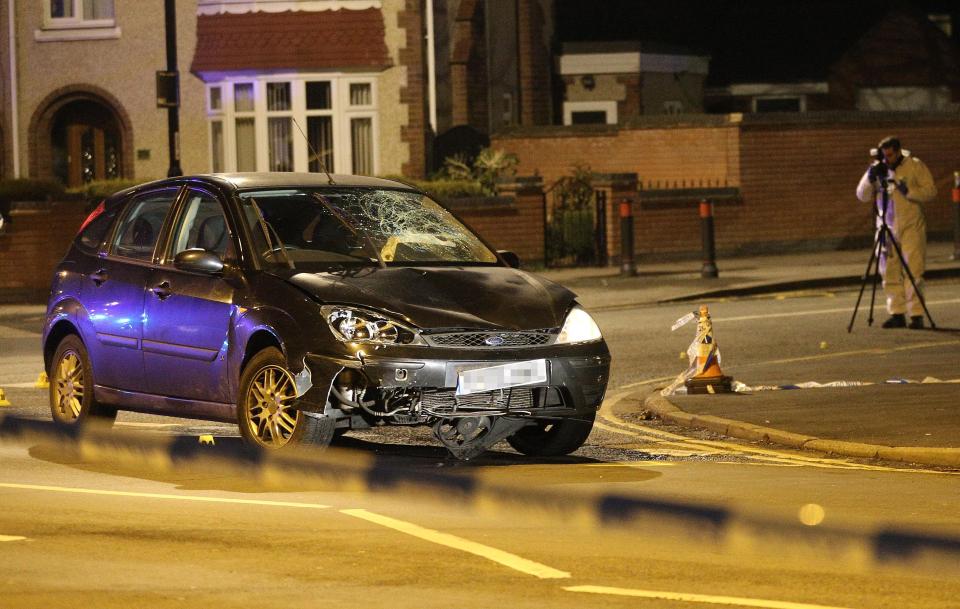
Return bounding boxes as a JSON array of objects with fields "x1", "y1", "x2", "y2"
[
  {"x1": 35, "y1": 372, "x2": 49, "y2": 389},
  {"x1": 0, "y1": 388, "x2": 10, "y2": 407},
  {"x1": 684, "y1": 305, "x2": 733, "y2": 394}
]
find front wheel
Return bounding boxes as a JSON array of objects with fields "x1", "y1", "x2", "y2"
[
  {"x1": 237, "y1": 348, "x2": 334, "y2": 449},
  {"x1": 506, "y1": 413, "x2": 595, "y2": 457},
  {"x1": 49, "y1": 334, "x2": 116, "y2": 426}
]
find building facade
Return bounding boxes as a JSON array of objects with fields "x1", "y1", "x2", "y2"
[{"x1": 2, "y1": 0, "x2": 206, "y2": 184}]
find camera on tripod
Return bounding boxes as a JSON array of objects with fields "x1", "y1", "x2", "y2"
[{"x1": 867, "y1": 148, "x2": 889, "y2": 183}]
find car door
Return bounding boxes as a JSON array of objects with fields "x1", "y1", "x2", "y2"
[
  {"x1": 80, "y1": 188, "x2": 181, "y2": 392},
  {"x1": 141, "y1": 188, "x2": 237, "y2": 403}
]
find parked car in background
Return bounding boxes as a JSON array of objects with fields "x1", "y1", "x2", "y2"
[{"x1": 43, "y1": 173, "x2": 610, "y2": 459}]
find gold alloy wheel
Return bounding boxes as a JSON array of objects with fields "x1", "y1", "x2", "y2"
[
  {"x1": 53, "y1": 351, "x2": 84, "y2": 421},
  {"x1": 246, "y1": 365, "x2": 300, "y2": 447}
]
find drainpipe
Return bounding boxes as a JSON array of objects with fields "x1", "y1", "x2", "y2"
[
  {"x1": 425, "y1": 0, "x2": 437, "y2": 134},
  {"x1": 7, "y1": 0, "x2": 20, "y2": 177}
]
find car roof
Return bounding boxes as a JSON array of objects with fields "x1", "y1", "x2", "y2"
[
  {"x1": 199, "y1": 173, "x2": 415, "y2": 191},
  {"x1": 105, "y1": 173, "x2": 419, "y2": 203}
]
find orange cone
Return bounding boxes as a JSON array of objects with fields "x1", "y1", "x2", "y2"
[{"x1": 684, "y1": 305, "x2": 733, "y2": 394}]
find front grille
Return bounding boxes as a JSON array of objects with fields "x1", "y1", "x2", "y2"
[
  {"x1": 419, "y1": 387, "x2": 535, "y2": 415},
  {"x1": 424, "y1": 332, "x2": 553, "y2": 349}
]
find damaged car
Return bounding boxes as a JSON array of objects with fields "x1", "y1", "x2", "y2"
[{"x1": 43, "y1": 173, "x2": 610, "y2": 459}]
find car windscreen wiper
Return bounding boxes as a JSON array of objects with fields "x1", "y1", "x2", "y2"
[
  {"x1": 310, "y1": 192, "x2": 386, "y2": 269},
  {"x1": 248, "y1": 197, "x2": 295, "y2": 270}
]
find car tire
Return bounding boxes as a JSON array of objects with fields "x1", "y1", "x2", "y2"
[
  {"x1": 237, "y1": 347, "x2": 335, "y2": 449},
  {"x1": 49, "y1": 334, "x2": 117, "y2": 425},
  {"x1": 506, "y1": 413, "x2": 595, "y2": 457}
]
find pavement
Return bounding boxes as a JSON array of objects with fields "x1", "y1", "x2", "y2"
[{"x1": 539, "y1": 241, "x2": 960, "y2": 468}]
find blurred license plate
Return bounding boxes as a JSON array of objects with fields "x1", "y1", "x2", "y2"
[{"x1": 455, "y1": 359, "x2": 548, "y2": 396}]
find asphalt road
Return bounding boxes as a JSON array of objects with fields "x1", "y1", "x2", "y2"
[{"x1": 1, "y1": 280, "x2": 959, "y2": 609}]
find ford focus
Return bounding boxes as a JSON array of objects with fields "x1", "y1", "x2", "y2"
[{"x1": 43, "y1": 173, "x2": 610, "y2": 460}]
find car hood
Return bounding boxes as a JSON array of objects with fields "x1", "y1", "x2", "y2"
[{"x1": 279, "y1": 266, "x2": 577, "y2": 330}]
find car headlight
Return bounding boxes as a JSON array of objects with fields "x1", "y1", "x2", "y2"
[
  {"x1": 555, "y1": 306, "x2": 602, "y2": 345},
  {"x1": 321, "y1": 305, "x2": 424, "y2": 346}
]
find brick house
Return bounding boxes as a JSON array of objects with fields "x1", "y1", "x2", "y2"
[
  {"x1": 0, "y1": 0, "x2": 560, "y2": 184},
  {"x1": 557, "y1": 41, "x2": 710, "y2": 124}
]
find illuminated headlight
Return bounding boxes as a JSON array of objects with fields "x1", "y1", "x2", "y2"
[
  {"x1": 555, "y1": 306, "x2": 602, "y2": 345},
  {"x1": 321, "y1": 305, "x2": 423, "y2": 346}
]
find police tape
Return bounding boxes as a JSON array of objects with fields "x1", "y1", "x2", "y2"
[{"x1": 0, "y1": 414, "x2": 958, "y2": 574}]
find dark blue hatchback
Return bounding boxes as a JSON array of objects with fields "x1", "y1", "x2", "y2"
[{"x1": 43, "y1": 173, "x2": 610, "y2": 460}]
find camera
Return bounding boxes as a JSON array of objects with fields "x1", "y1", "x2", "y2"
[{"x1": 868, "y1": 159, "x2": 888, "y2": 183}]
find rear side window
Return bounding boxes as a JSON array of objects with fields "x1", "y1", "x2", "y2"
[
  {"x1": 76, "y1": 201, "x2": 121, "y2": 254},
  {"x1": 110, "y1": 189, "x2": 179, "y2": 261}
]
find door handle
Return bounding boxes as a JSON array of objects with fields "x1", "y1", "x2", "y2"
[
  {"x1": 151, "y1": 281, "x2": 172, "y2": 300},
  {"x1": 90, "y1": 269, "x2": 108, "y2": 286}
]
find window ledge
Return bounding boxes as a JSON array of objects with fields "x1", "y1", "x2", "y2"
[{"x1": 35, "y1": 26, "x2": 121, "y2": 42}]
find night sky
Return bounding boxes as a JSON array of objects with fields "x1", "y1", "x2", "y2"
[{"x1": 554, "y1": 0, "x2": 960, "y2": 84}]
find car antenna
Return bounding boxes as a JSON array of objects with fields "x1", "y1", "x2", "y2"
[{"x1": 292, "y1": 117, "x2": 335, "y2": 185}]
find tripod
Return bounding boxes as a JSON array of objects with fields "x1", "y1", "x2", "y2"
[{"x1": 847, "y1": 175, "x2": 936, "y2": 332}]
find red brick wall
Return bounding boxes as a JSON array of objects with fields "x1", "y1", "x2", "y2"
[
  {"x1": 451, "y1": 191, "x2": 545, "y2": 264},
  {"x1": 0, "y1": 203, "x2": 88, "y2": 302},
  {"x1": 493, "y1": 121, "x2": 740, "y2": 191},
  {"x1": 450, "y1": 0, "x2": 489, "y2": 131},
  {"x1": 493, "y1": 114, "x2": 960, "y2": 257},
  {"x1": 516, "y1": 0, "x2": 552, "y2": 125},
  {"x1": 735, "y1": 120, "x2": 960, "y2": 250},
  {"x1": 398, "y1": 1, "x2": 428, "y2": 177}
]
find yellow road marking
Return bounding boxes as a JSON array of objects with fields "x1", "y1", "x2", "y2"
[
  {"x1": 585, "y1": 462, "x2": 676, "y2": 468},
  {"x1": 565, "y1": 585, "x2": 856, "y2": 609},
  {"x1": 598, "y1": 390, "x2": 959, "y2": 475},
  {"x1": 616, "y1": 375, "x2": 676, "y2": 390},
  {"x1": 0, "y1": 534, "x2": 27, "y2": 542},
  {"x1": 341, "y1": 508, "x2": 570, "y2": 579},
  {"x1": 0, "y1": 482, "x2": 331, "y2": 509}
]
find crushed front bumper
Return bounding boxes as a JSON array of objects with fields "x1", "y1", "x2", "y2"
[{"x1": 300, "y1": 341, "x2": 611, "y2": 417}]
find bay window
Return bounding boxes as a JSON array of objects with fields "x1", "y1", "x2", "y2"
[{"x1": 206, "y1": 75, "x2": 378, "y2": 175}]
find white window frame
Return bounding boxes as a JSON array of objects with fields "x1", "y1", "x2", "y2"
[
  {"x1": 562, "y1": 101, "x2": 618, "y2": 125},
  {"x1": 37, "y1": 0, "x2": 120, "y2": 42},
  {"x1": 752, "y1": 95, "x2": 806, "y2": 113},
  {"x1": 205, "y1": 73, "x2": 379, "y2": 175}
]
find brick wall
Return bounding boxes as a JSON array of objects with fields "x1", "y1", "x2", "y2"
[
  {"x1": 516, "y1": 0, "x2": 552, "y2": 125},
  {"x1": 0, "y1": 203, "x2": 88, "y2": 302},
  {"x1": 451, "y1": 188, "x2": 545, "y2": 265},
  {"x1": 398, "y1": 0, "x2": 428, "y2": 177},
  {"x1": 493, "y1": 113, "x2": 960, "y2": 258}
]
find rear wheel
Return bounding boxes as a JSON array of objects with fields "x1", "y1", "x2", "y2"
[
  {"x1": 237, "y1": 347, "x2": 334, "y2": 449},
  {"x1": 49, "y1": 334, "x2": 116, "y2": 426},
  {"x1": 506, "y1": 413, "x2": 595, "y2": 457}
]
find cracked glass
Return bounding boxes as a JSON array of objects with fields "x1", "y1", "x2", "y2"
[{"x1": 239, "y1": 188, "x2": 498, "y2": 270}]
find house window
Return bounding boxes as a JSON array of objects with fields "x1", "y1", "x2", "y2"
[
  {"x1": 49, "y1": 0, "x2": 114, "y2": 21},
  {"x1": 38, "y1": 0, "x2": 119, "y2": 41},
  {"x1": 562, "y1": 101, "x2": 618, "y2": 125},
  {"x1": 210, "y1": 121, "x2": 224, "y2": 173},
  {"x1": 266, "y1": 83, "x2": 293, "y2": 171},
  {"x1": 570, "y1": 111, "x2": 607, "y2": 125},
  {"x1": 207, "y1": 75, "x2": 378, "y2": 175},
  {"x1": 753, "y1": 97, "x2": 803, "y2": 112},
  {"x1": 209, "y1": 87, "x2": 222, "y2": 112},
  {"x1": 663, "y1": 101, "x2": 683, "y2": 115}
]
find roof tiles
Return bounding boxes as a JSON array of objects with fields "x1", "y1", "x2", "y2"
[{"x1": 191, "y1": 9, "x2": 390, "y2": 74}]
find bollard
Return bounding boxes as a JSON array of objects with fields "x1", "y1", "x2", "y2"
[
  {"x1": 700, "y1": 199, "x2": 719, "y2": 278},
  {"x1": 619, "y1": 199, "x2": 636, "y2": 276},
  {"x1": 952, "y1": 171, "x2": 960, "y2": 261}
]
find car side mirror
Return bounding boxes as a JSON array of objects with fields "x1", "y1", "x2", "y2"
[
  {"x1": 174, "y1": 249, "x2": 224, "y2": 274},
  {"x1": 497, "y1": 250, "x2": 520, "y2": 269}
]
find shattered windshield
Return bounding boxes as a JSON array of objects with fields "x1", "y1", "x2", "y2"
[{"x1": 238, "y1": 188, "x2": 498, "y2": 270}]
